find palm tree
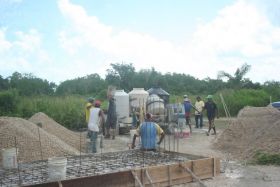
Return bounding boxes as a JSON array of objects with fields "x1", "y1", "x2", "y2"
[{"x1": 218, "y1": 63, "x2": 251, "y2": 89}]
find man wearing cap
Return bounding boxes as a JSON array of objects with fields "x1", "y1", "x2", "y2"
[
  {"x1": 131, "y1": 113, "x2": 165, "y2": 151},
  {"x1": 88, "y1": 100, "x2": 105, "y2": 153},
  {"x1": 183, "y1": 95, "x2": 192, "y2": 133},
  {"x1": 204, "y1": 95, "x2": 218, "y2": 136}
]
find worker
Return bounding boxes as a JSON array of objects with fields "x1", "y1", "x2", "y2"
[
  {"x1": 194, "y1": 96, "x2": 204, "y2": 128},
  {"x1": 131, "y1": 113, "x2": 165, "y2": 151},
  {"x1": 85, "y1": 97, "x2": 94, "y2": 124},
  {"x1": 183, "y1": 95, "x2": 192, "y2": 133},
  {"x1": 88, "y1": 100, "x2": 105, "y2": 153},
  {"x1": 131, "y1": 108, "x2": 139, "y2": 128},
  {"x1": 204, "y1": 95, "x2": 219, "y2": 136},
  {"x1": 105, "y1": 95, "x2": 117, "y2": 139}
]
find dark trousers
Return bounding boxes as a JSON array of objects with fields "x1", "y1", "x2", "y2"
[{"x1": 195, "y1": 114, "x2": 203, "y2": 128}]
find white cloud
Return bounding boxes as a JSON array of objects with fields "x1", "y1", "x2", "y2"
[
  {"x1": 57, "y1": 0, "x2": 280, "y2": 83},
  {"x1": 0, "y1": 28, "x2": 53, "y2": 80},
  {"x1": 1, "y1": 0, "x2": 280, "y2": 84}
]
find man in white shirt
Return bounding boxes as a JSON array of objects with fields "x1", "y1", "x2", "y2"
[
  {"x1": 194, "y1": 96, "x2": 204, "y2": 128},
  {"x1": 88, "y1": 100, "x2": 105, "y2": 153}
]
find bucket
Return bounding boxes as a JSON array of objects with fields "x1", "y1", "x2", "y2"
[
  {"x1": 2, "y1": 148, "x2": 18, "y2": 169},
  {"x1": 48, "y1": 157, "x2": 67, "y2": 181}
]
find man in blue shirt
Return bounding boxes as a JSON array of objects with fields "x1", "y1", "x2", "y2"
[
  {"x1": 183, "y1": 95, "x2": 192, "y2": 133},
  {"x1": 131, "y1": 113, "x2": 165, "y2": 151}
]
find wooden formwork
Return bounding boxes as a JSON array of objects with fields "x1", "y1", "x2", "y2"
[{"x1": 27, "y1": 157, "x2": 220, "y2": 187}]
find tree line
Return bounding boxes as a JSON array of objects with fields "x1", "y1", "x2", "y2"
[
  {"x1": 1, "y1": 63, "x2": 271, "y2": 97},
  {"x1": 0, "y1": 63, "x2": 279, "y2": 128}
]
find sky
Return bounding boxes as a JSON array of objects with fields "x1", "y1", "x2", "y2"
[{"x1": 0, "y1": 0, "x2": 280, "y2": 84}]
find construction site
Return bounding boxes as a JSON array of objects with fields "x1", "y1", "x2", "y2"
[{"x1": 1, "y1": 88, "x2": 280, "y2": 187}]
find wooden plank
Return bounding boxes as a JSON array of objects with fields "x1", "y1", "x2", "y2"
[
  {"x1": 215, "y1": 158, "x2": 221, "y2": 175},
  {"x1": 168, "y1": 165, "x2": 172, "y2": 186},
  {"x1": 132, "y1": 170, "x2": 144, "y2": 187},
  {"x1": 213, "y1": 157, "x2": 216, "y2": 177},
  {"x1": 192, "y1": 158, "x2": 214, "y2": 179}
]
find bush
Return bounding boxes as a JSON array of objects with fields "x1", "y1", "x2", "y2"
[
  {"x1": 0, "y1": 89, "x2": 18, "y2": 115},
  {"x1": 217, "y1": 89, "x2": 270, "y2": 116},
  {"x1": 254, "y1": 152, "x2": 280, "y2": 165}
]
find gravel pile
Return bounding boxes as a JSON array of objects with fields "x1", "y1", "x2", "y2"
[
  {"x1": 29, "y1": 112, "x2": 87, "y2": 151},
  {"x1": 0, "y1": 117, "x2": 79, "y2": 162},
  {"x1": 215, "y1": 106, "x2": 280, "y2": 160}
]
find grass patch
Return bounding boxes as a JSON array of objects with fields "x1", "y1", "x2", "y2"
[{"x1": 253, "y1": 151, "x2": 280, "y2": 165}]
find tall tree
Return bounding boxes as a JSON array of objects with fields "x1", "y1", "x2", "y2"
[
  {"x1": 0, "y1": 75, "x2": 9, "y2": 91},
  {"x1": 218, "y1": 63, "x2": 251, "y2": 89},
  {"x1": 105, "y1": 63, "x2": 135, "y2": 91}
]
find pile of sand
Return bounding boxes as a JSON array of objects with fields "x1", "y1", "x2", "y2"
[
  {"x1": 215, "y1": 106, "x2": 280, "y2": 160},
  {"x1": 29, "y1": 112, "x2": 87, "y2": 151},
  {"x1": 0, "y1": 117, "x2": 79, "y2": 162}
]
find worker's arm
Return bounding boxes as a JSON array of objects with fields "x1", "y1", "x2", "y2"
[
  {"x1": 191, "y1": 103, "x2": 201, "y2": 114},
  {"x1": 157, "y1": 132, "x2": 165, "y2": 145},
  {"x1": 99, "y1": 110, "x2": 105, "y2": 126},
  {"x1": 155, "y1": 124, "x2": 165, "y2": 145}
]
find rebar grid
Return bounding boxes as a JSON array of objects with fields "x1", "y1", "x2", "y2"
[{"x1": 0, "y1": 150, "x2": 191, "y2": 187}]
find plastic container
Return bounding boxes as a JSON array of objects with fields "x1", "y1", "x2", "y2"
[
  {"x1": 2, "y1": 148, "x2": 18, "y2": 169},
  {"x1": 129, "y1": 88, "x2": 149, "y2": 108},
  {"x1": 48, "y1": 157, "x2": 67, "y2": 181},
  {"x1": 114, "y1": 90, "x2": 130, "y2": 118},
  {"x1": 147, "y1": 94, "x2": 165, "y2": 115}
]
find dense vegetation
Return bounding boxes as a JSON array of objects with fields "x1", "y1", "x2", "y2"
[
  {"x1": 253, "y1": 151, "x2": 280, "y2": 165},
  {"x1": 0, "y1": 63, "x2": 279, "y2": 129}
]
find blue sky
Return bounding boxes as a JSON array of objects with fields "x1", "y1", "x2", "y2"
[{"x1": 0, "y1": 0, "x2": 279, "y2": 84}]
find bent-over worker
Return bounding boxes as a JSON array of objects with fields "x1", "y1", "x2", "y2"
[{"x1": 131, "y1": 113, "x2": 165, "y2": 151}]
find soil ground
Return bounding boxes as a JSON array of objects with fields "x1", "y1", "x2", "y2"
[{"x1": 102, "y1": 118, "x2": 280, "y2": 187}]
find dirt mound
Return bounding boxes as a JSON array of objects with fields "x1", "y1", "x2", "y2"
[
  {"x1": 29, "y1": 112, "x2": 87, "y2": 151},
  {"x1": 0, "y1": 117, "x2": 79, "y2": 162},
  {"x1": 215, "y1": 106, "x2": 280, "y2": 160}
]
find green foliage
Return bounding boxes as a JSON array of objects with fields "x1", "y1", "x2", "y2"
[
  {"x1": 17, "y1": 95, "x2": 87, "y2": 129},
  {"x1": 9, "y1": 72, "x2": 56, "y2": 96},
  {"x1": 106, "y1": 63, "x2": 136, "y2": 91},
  {"x1": 218, "y1": 63, "x2": 253, "y2": 89},
  {"x1": 263, "y1": 81, "x2": 280, "y2": 102},
  {"x1": 254, "y1": 151, "x2": 280, "y2": 165},
  {"x1": 0, "y1": 89, "x2": 19, "y2": 115},
  {"x1": 0, "y1": 75, "x2": 9, "y2": 91},
  {"x1": 56, "y1": 74, "x2": 106, "y2": 95},
  {"x1": 217, "y1": 89, "x2": 270, "y2": 116}
]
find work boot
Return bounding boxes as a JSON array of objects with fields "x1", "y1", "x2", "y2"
[
  {"x1": 212, "y1": 127, "x2": 216, "y2": 135},
  {"x1": 110, "y1": 129, "x2": 116, "y2": 139},
  {"x1": 105, "y1": 129, "x2": 110, "y2": 139}
]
